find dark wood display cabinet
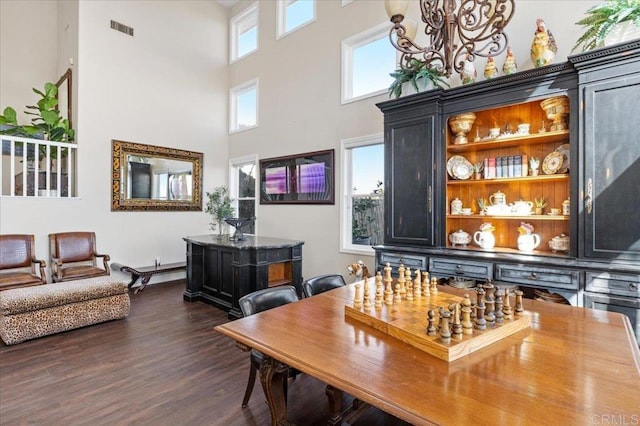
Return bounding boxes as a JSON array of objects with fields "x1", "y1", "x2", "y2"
[
  {"x1": 183, "y1": 235, "x2": 303, "y2": 319},
  {"x1": 375, "y1": 40, "x2": 640, "y2": 343}
]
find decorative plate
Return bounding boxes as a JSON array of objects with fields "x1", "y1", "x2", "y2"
[
  {"x1": 555, "y1": 143, "x2": 570, "y2": 173},
  {"x1": 447, "y1": 155, "x2": 473, "y2": 180},
  {"x1": 542, "y1": 151, "x2": 564, "y2": 175}
]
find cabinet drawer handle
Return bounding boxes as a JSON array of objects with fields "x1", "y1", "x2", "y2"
[
  {"x1": 528, "y1": 272, "x2": 538, "y2": 280},
  {"x1": 630, "y1": 283, "x2": 638, "y2": 291},
  {"x1": 455, "y1": 265, "x2": 464, "y2": 274}
]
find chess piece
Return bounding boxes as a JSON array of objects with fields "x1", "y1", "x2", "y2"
[
  {"x1": 515, "y1": 290, "x2": 524, "y2": 316},
  {"x1": 495, "y1": 288, "x2": 504, "y2": 323},
  {"x1": 354, "y1": 283, "x2": 362, "y2": 309},
  {"x1": 422, "y1": 271, "x2": 430, "y2": 297},
  {"x1": 475, "y1": 287, "x2": 487, "y2": 330},
  {"x1": 451, "y1": 303, "x2": 463, "y2": 339},
  {"x1": 394, "y1": 283, "x2": 402, "y2": 303},
  {"x1": 439, "y1": 308, "x2": 452, "y2": 343},
  {"x1": 427, "y1": 309, "x2": 437, "y2": 335},
  {"x1": 484, "y1": 55, "x2": 498, "y2": 80},
  {"x1": 384, "y1": 264, "x2": 394, "y2": 305},
  {"x1": 461, "y1": 294, "x2": 473, "y2": 335},
  {"x1": 530, "y1": 18, "x2": 557, "y2": 67},
  {"x1": 430, "y1": 277, "x2": 438, "y2": 296},
  {"x1": 363, "y1": 279, "x2": 371, "y2": 311},
  {"x1": 502, "y1": 287, "x2": 514, "y2": 319},
  {"x1": 484, "y1": 283, "x2": 495, "y2": 327},
  {"x1": 414, "y1": 269, "x2": 422, "y2": 298},
  {"x1": 461, "y1": 54, "x2": 477, "y2": 85},
  {"x1": 398, "y1": 264, "x2": 407, "y2": 298},
  {"x1": 502, "y1": 46, "x2": 517, "y2": 75},
  {"x1": 375, "y1": 272, "x2": 384, "y2": 308},
  {"x1": 405, "y1": 268, "x2": 413, "y2": 301}
]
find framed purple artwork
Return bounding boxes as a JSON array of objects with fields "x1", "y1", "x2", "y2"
[{"x1": 259, "y1": 149, "x2": 334, "y2": 204}]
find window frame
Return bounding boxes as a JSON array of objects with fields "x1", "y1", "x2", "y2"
[
  {"x1": 229, "y1": 78, "x2": 259, "y2": 134},
  {"x1": 341, "y1": 21, "x2": 396, "y2": 105},
  {"x1": 276, "y1": 0, "x2": 316, "y2": 40},
  {"x1": 229, "y1": 154, "x2": 258, "y2": 235},
  {"x1": 230, "y1": 2, "x2": 259, "y2": 64},
  {"x1": 340, "y1": 133, "x2": 384, "y2": 255}
]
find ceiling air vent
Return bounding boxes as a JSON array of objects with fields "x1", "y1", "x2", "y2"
[{"x1": 110, "y1": 20, "x2": 134, "y2": 37}]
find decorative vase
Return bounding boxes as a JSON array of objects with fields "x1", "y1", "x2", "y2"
[
  {"x1": 474, "y1": 231, "x2": 495, "y2": 249},
  {"x1": 449, "y1": 112, "x2": 476, "y2": 145},
  {"x1": 540, "y1": 96, "x2": 569, "y2": 132},
  {"x1": 517, "y1": 234, "x2": 540, "y2": 252}
]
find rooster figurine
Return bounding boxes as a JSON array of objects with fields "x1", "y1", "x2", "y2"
[
  {"x1": 530, "y1": 18, "x2": 557, "y2": 67},
  {"x1": 460, "y1": 54, "x2": 477, "y2": 85},
  {"x1": 484, "y1": 55, "x2": 498, "y2": 80},
  {"x1": 502, "y1": 46, "x2": 518, "y2": 75}
]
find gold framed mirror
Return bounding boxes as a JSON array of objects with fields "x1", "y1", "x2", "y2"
[{"x1": 111, "y1": 140, "x2": 203, "y2": 211}]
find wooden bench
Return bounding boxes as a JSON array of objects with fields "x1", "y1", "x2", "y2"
[{"x1": 111, "y1": 261, "x2": 186, "y2": 294}]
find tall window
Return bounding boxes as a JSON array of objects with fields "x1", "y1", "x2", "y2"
[
  {"x1": 342, "y1": 22, "x2": 397, "y2": 104},
  {"x1": 277, "y1": 0, "x2": 315, "y2": 39},
  {"x1": 230, "y1": 3, "x2": 258, "y2": 63},
  {"x1": 230, "y1": 155, "x2": 257, "y2": 234},
  {"x1": 341, "y1": 134, "x2": 384, "y2": 254},
  {"x1": 230, "y1": 79, "x2": 258, "y2": 133}
]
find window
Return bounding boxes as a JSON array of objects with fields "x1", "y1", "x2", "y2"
[
  {"x1": 342, "y1": 22, "x2": 397, "y2": 104},
  {"x1": 230, "y1": 79, "x2": 258, "y2": 133},
  {"x1": 230, "y1": 155, "x2": 258, "y2": 234},
  {"x1": 341, "y1": 134, "x2": 384, "y2": 254},
  {"x1": 277, "y1": 0, "x2": 315, "y2": 39},
  {"x1": 230, "y1": 3, "x2": 258, "y2": 63}
]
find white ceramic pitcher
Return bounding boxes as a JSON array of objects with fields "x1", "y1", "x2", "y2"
[
  {"x1": 473, "y1": 230, "x2": 496, "y2": 249},
  {"x1": 517, "y1": 233, "x2": 540, "y2": 252}
]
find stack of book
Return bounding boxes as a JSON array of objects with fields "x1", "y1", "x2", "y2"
[{"x1": 483, "y1": 154, "x2": 529, "y2": 179}]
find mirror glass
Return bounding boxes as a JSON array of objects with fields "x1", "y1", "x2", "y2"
[{"x1": 111, "y1": 140, "x2": 203, "y2": 211}]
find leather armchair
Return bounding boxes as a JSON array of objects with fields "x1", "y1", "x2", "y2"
[
  {"x1": 0, "y1": 234, "x2": 47, "y2": 290},
  {"x1": 49, "y1": 232, "x2": 110, "y2": 282},
  {"x1": 238, "y1": 286, "x2": 300, "y2": 408},
  {"x1": 302, "y1": 274, "x2": 346, "y2": 298}
]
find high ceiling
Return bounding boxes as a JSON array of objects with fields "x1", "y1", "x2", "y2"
[{"x1": 216, "y1": 0, "x2": 238, "y2": 8}]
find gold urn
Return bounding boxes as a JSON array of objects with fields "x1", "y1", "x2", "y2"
[
  {"x1": 540, "y1": 96, "x2": 569, "y2": 132},
  {"x1": 449, "y1": 112, "x2": 476, "y2": 145}
]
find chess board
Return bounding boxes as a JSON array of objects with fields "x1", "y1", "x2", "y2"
[{"x1": 345, "y1": 292, "x2": 531, "y2": 362}]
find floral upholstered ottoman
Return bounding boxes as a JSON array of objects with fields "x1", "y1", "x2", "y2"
[{"x1": 0, "y1": 276, "x2": 130, "y2": 345}]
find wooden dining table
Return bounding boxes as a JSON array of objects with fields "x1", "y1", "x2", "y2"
[{"x1": 214, "y1": 283, "x2": 640, "y2": 425}]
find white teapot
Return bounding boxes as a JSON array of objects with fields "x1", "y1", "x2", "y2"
[
  {"x1": 489, "y1": 190, "x2": 507, "y2": 206},
  {"x1": 449, "y1": 230, "x2": 472, "y2": 246},
  {"x1": 511, "y1": 200, "x2": 534, "y2": 215}
]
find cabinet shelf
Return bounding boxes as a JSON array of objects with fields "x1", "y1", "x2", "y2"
[
  {"x1": 444, "y1": 245, "x2": 571, "y2": 257},
  {"x1": 447, "y1": 214, "x2": 568, "y2": 221},
  {"x1": 447, "y1": 130, "x2": 569, "y2": 153},
  {"x1": 447, "y1": 174, "x2": 569, "y2": 185}
]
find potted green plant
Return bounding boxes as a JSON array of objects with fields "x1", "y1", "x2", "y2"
[
  {"x1": 573, "y1": 0, "x2": 640, "y2": 52},
  {"x1": 205, "y1": 186, "x2": 235, "y2": 236},
  {"x1": 388, "y1": 59, "x2": 450, "y2": 99}
]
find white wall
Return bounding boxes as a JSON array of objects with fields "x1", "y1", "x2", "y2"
[
  {"x1": 1, "y1": 0, "x2": 601, "y2": 284},
  {"x1": 227, "y1": 0, "x2": 600, "y2": 280},
  {"x1": 0, "y1": 0, "x2": 229, "y2": 284}
]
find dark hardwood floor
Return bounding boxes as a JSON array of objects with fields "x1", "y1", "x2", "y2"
[{"x1": 0, "y1": 280, "x2": 409, "y2": 426}]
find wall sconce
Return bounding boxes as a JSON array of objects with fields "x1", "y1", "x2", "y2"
[{"x1": 385, "y1": 0, "x2": 515, "y2": 77}]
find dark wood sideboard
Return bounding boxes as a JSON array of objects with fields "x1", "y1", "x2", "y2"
[
  {"x1": 183, "y1": 235, "x2": 303, "y2": 319},
  {"x1": 375, "y1": 40, "x2": 640, "y2": 343}
]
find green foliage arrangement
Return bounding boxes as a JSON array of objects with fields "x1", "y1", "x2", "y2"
[
  {"x1": 0, "y1": 82, "x2": 74, "y2": 142},
  {"x1": 573, "y1": 0, "x2": 640, "y2": 52},
  {"x1": 388, "y1": 59, "x2": 450, "y2": 99},
  {"x1": 205, "y1": 186, "x2": 235, "y2": 234}
]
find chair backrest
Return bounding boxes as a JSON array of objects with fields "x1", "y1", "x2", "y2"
[
  {"x1": 0, "y1": 234, "x2": 36, "y2": 270},
  {"x1": 302, "y1": 274, "x2": 346, "y2": 298},
  {"x1": 49, "y1": 232, "x2": 97, "y2": 263},
  {"x1": 239, "y1": 286, "x2": 299, "y2": 317}
]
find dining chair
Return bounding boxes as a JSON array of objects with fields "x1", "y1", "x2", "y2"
[
  {"x1": 238, "y1": 285, "x2": 300, "y2": 408},
  {"x1": 49, "y1": 232, "x2": 111, "y2": 282},
  {"x1": 301, "y1": 274, "x2": 346, "y2": 298}
]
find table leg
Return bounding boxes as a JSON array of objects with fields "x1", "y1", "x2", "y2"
[
  {"x1": 326, "y1": 385, "x2": 344, "y2": 425},
  {"x1": 259, "y1": 355, "x2": 293, "y2": 426}
]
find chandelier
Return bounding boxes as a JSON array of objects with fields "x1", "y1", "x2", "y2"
[{"x1": 385, "y1": 0, "x2": 515, "y2": 77}]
